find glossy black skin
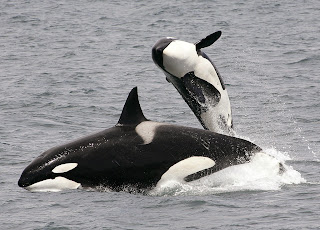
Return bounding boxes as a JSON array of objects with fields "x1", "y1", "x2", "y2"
[
  {"x1": 18, "y1": 87, "x2": 262, "y2": 192},
  {"x1": 18, "y1": 122, "x2": 261, "y2": 191}
]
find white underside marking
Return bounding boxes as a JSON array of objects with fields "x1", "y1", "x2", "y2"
[
  {"x1": 162, "y1": 40, "x2": 233, "y2": 135},
  {"x1": 135, "y1": 121, "x2": 166, "y2": 144},
  {"x1": 163, "y1": 40, "x2": 224, "y2": 91},
  {"x1": 163, "y1": 41, "x2": 198, "y2": 78},
  {"x1": 25, "y1": 176, "x2": 81, "y2": 192},
  {"x1": 52, "y1": 163, "x2": 78, "y2": 174},
  {"x1": 156, "y1": 156, "x2": 215, "y2": 187},
  {"x1": 200, "y1": 89, "x2": 233, "y2": 135}
]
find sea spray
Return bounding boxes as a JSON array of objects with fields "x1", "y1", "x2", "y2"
[{"x1": 150, "y1": 148, "x2": 305, "y2": 196}]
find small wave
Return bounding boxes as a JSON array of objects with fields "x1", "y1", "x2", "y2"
[
  {"x1": 287, "y1": 55, "x2": 320, "y2": 65},
  {"x1": 149, "y1": 149, "x2": 305, "y2": 196}
]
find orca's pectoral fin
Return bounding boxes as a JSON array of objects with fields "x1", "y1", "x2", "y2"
[
  {"x1": 117, "y1": 87, "x2": 148, "y2": 126},
  {"x1": 184, "y1": 165, "x2": 218, "y2": 182},
  {"x1": 182, "y1": 71, "x2": 221, "y2": 107},
  {"x1": 165, "y1": 71, "x2": 221, "y2": 130},
  {"x1": 165, "y1": 72, "x2": 207, "y2": 129},
  {"x1": 195, "y1": 31, "x2": 222, "y2": 50}
]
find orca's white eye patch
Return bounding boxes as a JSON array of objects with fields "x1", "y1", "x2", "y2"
[{"x1": 52, "y1": 163, "x2": 78, "y2": 174}]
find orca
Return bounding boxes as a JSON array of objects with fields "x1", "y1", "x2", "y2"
[
  {"x1": 18, "y1": 87, "x2": 264, "y2": 192},
  {"x1": 152, "y1": 31, "x2": 235, "y2": 136}
]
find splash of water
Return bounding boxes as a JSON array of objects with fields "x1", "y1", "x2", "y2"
[{"x1": 149, "y1": 148, "x2": 306, "y2": 196}]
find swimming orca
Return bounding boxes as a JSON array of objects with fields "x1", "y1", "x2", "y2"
[
  {"x1": 152, "y1": 31, "x2": 235, "y2": 136},
  {"x1": 18, "y1": 87, "x2": 262, "y2": 192}
]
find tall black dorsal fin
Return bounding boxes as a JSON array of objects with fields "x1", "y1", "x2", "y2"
[
  {"x1": 117, "y1": 87, "x2": 148, "y2": 126},
  {"x1": 195, "y1": 31, "x2": 222, "y2": 50}
]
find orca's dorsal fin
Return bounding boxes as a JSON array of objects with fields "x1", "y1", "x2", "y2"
[
  {"x1": 117, "y1": 87, "x2": 148, "y2": 126},
  {"x1": 195, "y1": 31, "x2": 222, "y2": 50}
]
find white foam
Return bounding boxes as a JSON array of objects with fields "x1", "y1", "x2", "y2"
[
  {"x1": 26, "y1": 177, "x2": 81, "y2": 192},
  {"x1": 150, "y1": 149, "x2": 306, "y2": 196}
]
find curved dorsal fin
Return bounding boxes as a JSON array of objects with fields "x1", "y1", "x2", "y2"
[
  {"x1": 117, "y1": 87, "x2": 148, "y2": 126},
  {"x1": 195, "y1": 31, "x2": 222, "y2": 50}
]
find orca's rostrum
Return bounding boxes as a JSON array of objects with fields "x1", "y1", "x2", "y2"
[{"x1": 18, "y1": 87, "x2": 263, "y2": 192}]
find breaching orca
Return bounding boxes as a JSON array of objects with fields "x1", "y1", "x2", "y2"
[
  {"x1": 18, "y1": 87, "x2": 263, "y2": 192},
  {"x1": 152, "y1": 31, "x2": 235, "y2": 136}
]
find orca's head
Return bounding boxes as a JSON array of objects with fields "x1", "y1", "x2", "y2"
[
  {"x1": 152, "y1": 32, "x2": 234, "y2": 135},
  {"x1": 18, "y1": 149, "x2": 80, "y2": 192},
  {"x1": 152, "y1": 31, "x2": 222, "y2": 79},
  {"x1": 152, "y1": 37, "x2": 200, "y2": 78}
]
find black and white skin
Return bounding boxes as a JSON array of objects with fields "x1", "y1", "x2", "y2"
[
  {"x1": 18, "y1": 87, "x2": 266, "y2": 192},
  {"x1": 18, "y1": 32, "x2": 284, "y2": 193},
  {"x1": 152, "y1": 31, "x2": 235, "y2": 136}
]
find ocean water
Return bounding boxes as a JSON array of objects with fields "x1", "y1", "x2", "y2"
[{"x1": 1, "y1": 0, "x2": 319, "y2": 229}]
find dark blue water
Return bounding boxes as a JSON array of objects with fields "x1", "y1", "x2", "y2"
[{"x1": 1, "y1": 0, "x2": 319, "y2": 229}]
